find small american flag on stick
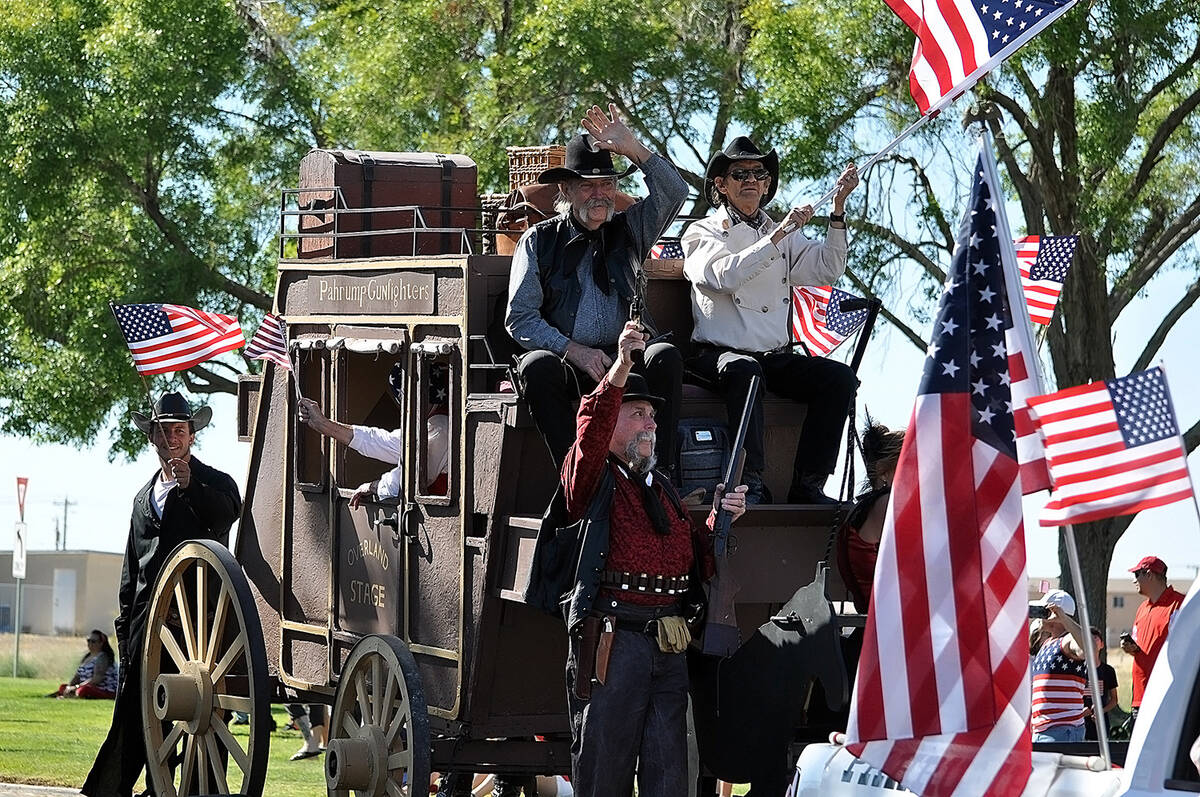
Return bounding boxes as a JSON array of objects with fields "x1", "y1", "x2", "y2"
[
  {"x1": 791, "y1": 286, "x2": 869, "y2": 356},
  {"x1": 1013, "y1": 234, "x2": 1078, "y2": 324},
  {"x1": 1026, "y1": 367, "x2": 1194, "y2": 527},
  {"x1": 112, "y1": 303, "x2": 244, "y2": 375},
  {"x1": 245, "y1": 313, "x2": 292, "y2": 371}
]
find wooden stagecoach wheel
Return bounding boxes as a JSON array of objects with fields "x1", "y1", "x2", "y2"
[
  {"x1": 141, "y1": 539, "x2": 270, "y2": 797},
  {"x1": 325, "y1": 635, "x2": 430, "y2": 797}
]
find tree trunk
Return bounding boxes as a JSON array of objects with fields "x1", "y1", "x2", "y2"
[{"x1": 1052, "y1": 515, "x2": 1132, "y2": 637}]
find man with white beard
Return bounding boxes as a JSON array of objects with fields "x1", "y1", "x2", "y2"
[
  {"x1": 506, "y1": 102, "x2": 687, "y2": 475},
  {"x1": 525, "y1": 322, "x2": 748, "y2": 796}
]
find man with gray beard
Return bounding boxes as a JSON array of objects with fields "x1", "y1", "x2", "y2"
[
  {"x1": 525, "y1": 322, "x2": 747, "y2": 796},
  {"x1": 506, "y1": 102, "x2": 687, "y2": 473}
]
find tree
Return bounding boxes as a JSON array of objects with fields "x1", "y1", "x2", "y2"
[{"x1": 0, "y1": 0, "x2": 310, "y2": 455}]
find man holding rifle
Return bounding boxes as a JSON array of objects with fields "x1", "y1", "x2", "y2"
[
  {"x1": 526, "y1": 321, "x2": 748, "y2": 796},
  {"x1": 682, "y1": 136, "x2": 860, "y2": 504}
]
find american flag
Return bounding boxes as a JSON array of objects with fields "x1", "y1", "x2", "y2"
[
  {"x1": 112, "y1": 303, "x2": 245, "y2": 376},
  {"x1": 1026, "y1": 367, "x2": 1194, "y2": 527},
  {"x1": 650, "y1": 239, "x2": 684, "y2": 259},
  {"x1": 791, "y1": 286, "x2": 869, "y2": 356},
  {"x1": 1013, "y1": 234, "x2": 1079, "y2": 324},
  {"x1": 245, "y1": 313, "x2": 292, "y2": 371},
  {"x1": 845, "y1": 146, "x2": 1031, "y2": 796},
  {"x1": 886, "y1": 0, "x2": 1077, "y2": 115}
]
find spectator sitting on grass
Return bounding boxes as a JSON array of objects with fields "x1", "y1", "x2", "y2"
[{"x1": 54, "y1": 630, "x2": 118, "y2": 700}]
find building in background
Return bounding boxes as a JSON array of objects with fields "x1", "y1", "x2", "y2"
[
  {"x1": 0, "y1": 550, "x2": 122, "y2": 636},
  {"x1": 1028, "y1": 575, "x2": 1194, "y2": 647}
]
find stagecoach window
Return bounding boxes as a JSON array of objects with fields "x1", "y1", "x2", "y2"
[
  {"x1": 294, "y1": 349, "x2": 328, "y2": 491},
  {"x1": 334, "y1": 350, "x2": 405, "y2": 496},
  {"x1": 410, "y1": 341, "x2": 457, "y2": 506}
]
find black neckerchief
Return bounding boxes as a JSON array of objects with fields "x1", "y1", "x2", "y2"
[
  {"x1": 568, "y1": 211, "x2": 614, "y2": 295},
  {"x1": 611, "y1": 458, "x2": 672, "y2": 536}
]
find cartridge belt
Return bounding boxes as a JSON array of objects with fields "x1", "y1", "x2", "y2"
[{"x1": 599, "y1": 570, "x2": 690, "y2": 595}]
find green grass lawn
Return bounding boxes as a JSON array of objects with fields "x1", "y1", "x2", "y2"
[{"x1": 0, "y1": 677, "x2": 328, "y2": 796}]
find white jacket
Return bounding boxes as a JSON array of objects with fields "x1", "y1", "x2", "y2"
[{"x1": 681, "y1": 205, "x2": 848, "y2": 352}]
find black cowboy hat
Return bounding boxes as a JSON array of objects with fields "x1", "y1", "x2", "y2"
[
  {"x1": 621, "y1": 373, "x2": 664, "y2": 410},
  {"x1": 538, "y1": 134, "x2": 637, "y2": 183},
  {"x1": 132, "y1": 391, "x2": 212, "y2": 434},
  {"x1": 703, "y1": 135, "x2": 780, "y2": 208}
]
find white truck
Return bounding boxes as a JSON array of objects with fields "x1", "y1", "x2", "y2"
[{"x1": 788, "y1": 580, "x2": 1200, "y2": 796}]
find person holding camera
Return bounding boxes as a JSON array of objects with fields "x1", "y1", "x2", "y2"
[{"x1": 1030, "y1": 589, "x2": 1091, "y2": 743}]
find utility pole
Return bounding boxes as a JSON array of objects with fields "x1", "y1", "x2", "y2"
[
  {"x1": 54, "y1": 516, "x2": 60, "y2": 551},
  {"x1": 53, "y1": 496, "x2": 75, "y2": 551}
]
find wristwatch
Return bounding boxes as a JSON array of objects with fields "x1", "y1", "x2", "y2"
[{"x1": 829, "y1": 212, "x2": 845, "y2": 223}]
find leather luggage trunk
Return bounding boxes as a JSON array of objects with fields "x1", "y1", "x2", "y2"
[{"x1": 297, "y1": 149, "x2": 478, "y2": 259}]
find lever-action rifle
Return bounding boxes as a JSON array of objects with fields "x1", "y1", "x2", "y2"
[{"x1": 701, "y1": 374, "x2": 760, "y2": 657}]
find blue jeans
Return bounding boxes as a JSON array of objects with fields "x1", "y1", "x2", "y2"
[
  {"x1": 1033, "y1": 722, "x2": 1085, "y2": 743},
  {"x1": 566, "y1": 604, "x2": 689, "y2": 797}
]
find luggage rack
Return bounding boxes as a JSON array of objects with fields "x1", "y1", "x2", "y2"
[{"x1": 279, "y1": 185, "x2": 482, "y2": 258}]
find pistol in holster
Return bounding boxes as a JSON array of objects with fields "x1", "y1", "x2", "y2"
[{"x1": 573, "y1": 614, "x2": 615, "y2": 701}]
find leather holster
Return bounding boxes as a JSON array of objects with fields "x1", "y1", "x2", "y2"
[{"x1": 574, "y1": 614, "x2": 604, "y2": 701}]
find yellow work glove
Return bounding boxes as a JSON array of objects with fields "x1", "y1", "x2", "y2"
[{"x1": 656, "y1": 615, "x2": 692, "y2": 654}]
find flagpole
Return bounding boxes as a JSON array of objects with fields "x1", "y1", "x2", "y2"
[
  {"x1": 809, "y1": 0, "x2": 1084, "y2": 209},
  {"x1": 1062, "y1": 522, "x2": 1113, "y2": 768},
  {"x1": 286, "y1": 350, "x2": 303, "y2": 403},
  {"x1": 280, "y1": 314, "x2": 304, "y2": 404}
]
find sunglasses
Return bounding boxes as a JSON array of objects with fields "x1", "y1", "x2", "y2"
[
  {"x1": 726, "y1": 168, "x2": 771, "y2": 183},
  {"x1": 87, "y1": 637, "x2": 102, "y2": 644}
]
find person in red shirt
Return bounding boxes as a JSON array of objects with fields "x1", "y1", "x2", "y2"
[
  {"x1": 532, "y1": 321, "x2": 747, "y2": 797},
  {"x1": 1121, "y1": 555, "x2": 1185, "y2": 720}
]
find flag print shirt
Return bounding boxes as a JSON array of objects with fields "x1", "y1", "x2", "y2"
[{"x1": 1032, "y1": 636, "x2": 1087, "y2": 731}]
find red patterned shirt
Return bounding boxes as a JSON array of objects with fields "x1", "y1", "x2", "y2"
[{"x1": 563, "y1": 375, "x2": 713, "y2": 606}]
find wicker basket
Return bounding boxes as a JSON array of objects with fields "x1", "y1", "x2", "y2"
[
  {"x1": 479, "y1": 192, "x2": 509, "y2": 254},
  {"x1": 506, "y1": 145, "x2": 566, "y2": 191}
]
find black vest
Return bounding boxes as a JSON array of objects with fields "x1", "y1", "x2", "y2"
[
  {"x1": 531, "y1": 212, "x2": 647, "y2": 339},
  {"x1": 523, "y1": 460, "x2": 701, "y2": 633}
]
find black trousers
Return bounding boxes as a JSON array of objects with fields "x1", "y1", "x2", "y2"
[
  {"x1": 82, "y1": 660, "x2": 147, "y2": 797},
  {"x1": 688, "y1": 345, "x2": 857, "y2": 477},
  {"x1": 517, "y1": 342, "x2": 683, "y2": 473},
  {"x1": 566, "y1": 602, "x2": 690, "y2": 797}
]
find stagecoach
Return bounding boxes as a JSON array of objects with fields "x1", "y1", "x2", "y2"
[{"x1": 137, "y1": 148, "x2": 864, "y2": 797}]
